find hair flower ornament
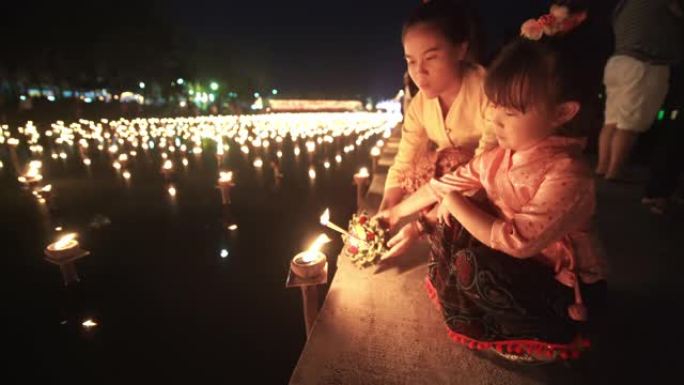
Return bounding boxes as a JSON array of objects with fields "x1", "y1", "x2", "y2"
[{"x1": 520, "y1": 5, "x2": 587, "y2": 41}]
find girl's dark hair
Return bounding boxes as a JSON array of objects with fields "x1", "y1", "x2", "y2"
[
  {"x1": 402, "y1": 0, "x2": 481, "y2": 63},
  {"x1": 484, "y1": 29, "x2": 593, "y2": 136}
]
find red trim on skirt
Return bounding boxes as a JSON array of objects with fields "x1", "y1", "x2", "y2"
[{"x1": 424, "y1": 277, "x2": 590, "y2": 360}]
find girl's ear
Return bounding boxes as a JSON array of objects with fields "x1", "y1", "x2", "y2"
[{"x1": 553, "y1": 101, "x2": 580, "y2": 127}]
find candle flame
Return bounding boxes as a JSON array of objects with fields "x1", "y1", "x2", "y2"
[
  {"x1": 370, "y1": 147, "x2": 381, "y2": 157},
  {"x1": 357, "y1": 167, "x2": 369, "y2": 177},
  {"x1": 54, "y1": 233, "x2": 77, "y2": 249},
  {"x1": 320, "y1": 208, "x2": 330, "y2": 226},
  {"x1": 303, "y1": 234, "x2": 331, "y2": 262},
  {"x1": 162, "y1": 160, "x2": 173, "y2": 170},
  {"x1": 41, "y1": 184, "x2": 52, "y2": 192},
  {"x1": 168, "y1": 186, "x2": 177, "y2": 197}
]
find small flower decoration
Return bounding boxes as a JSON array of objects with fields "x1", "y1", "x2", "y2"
[
  {"x1": 521, "y1": 19, "x2": 544, "y2": 40},
  {"x1": 520, "y1": 5, "x2": 587, "y2": 40}
]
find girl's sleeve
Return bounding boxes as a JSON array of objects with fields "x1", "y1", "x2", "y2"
[
  {"x1": 427, "y1": 153, "x2": 485, "y2": 201},
  {"x1": 386, "y1": 96, "x2": 428, "y2": 189},
  {"x1": 489, "y1": 166, "x2": 594, "y2": 258}
]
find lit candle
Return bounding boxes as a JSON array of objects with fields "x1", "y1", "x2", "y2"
[
  {"x1": 353, "y1": 167, "x2": 371, "y2": 210},
  {"x1": 217, "y1": 171, "x2": 235, "y2": 205},
  {"x1": 46, "y1": 233, "x2": 79, "y2": 259},
  {"x1": 161, "y1": 160, "x2": 174, "y2": 181},
  {"x1": 319, "y1": 208, "x2": 364, "y2": 244},
  {"x1": 290, "y1": 234, "x2": 330, "y2": 278}
]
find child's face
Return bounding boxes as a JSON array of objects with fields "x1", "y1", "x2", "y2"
[
  {"x1": 488, "y1": 104, "x2": 557, "y2": 151},
  {"x1": 403, "y1": 23, "x2": 467, "y2": 99}
]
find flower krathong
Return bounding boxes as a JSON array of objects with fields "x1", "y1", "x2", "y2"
[
  {"x1": 342, "y1": 211, "x2": 388, "y2": 267},
  {"x1": 520, "y1": 5, "x2": 587, "y2": 41}
]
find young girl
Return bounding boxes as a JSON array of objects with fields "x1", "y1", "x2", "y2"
[
  {"x1": 381, "y1": 0, "x2": 497, "y2": 258},
  {"x1": 376, "y1": 13, "x2": 607, "y2": 363}
]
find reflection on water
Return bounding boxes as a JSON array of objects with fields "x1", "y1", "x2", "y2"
[{"x1": 0, "y1": 112, "x2": 399, "y2": 383}]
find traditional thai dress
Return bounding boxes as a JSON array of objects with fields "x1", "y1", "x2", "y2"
[{"x1": 424, "y1": 136, "x2": 608, "y2": 359}]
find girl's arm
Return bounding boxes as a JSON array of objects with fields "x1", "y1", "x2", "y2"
[{"x1": 440, "y1": 192, "x2": 496, "y2": 244}]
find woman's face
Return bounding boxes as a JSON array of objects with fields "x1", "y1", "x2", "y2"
[{"x1": 403, "y1": 23, "x2": 466, "y2": 99}]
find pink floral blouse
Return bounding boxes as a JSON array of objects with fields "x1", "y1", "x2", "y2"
[{"x1": 428, "y1": 136, "x2": 607, "y2": 283}]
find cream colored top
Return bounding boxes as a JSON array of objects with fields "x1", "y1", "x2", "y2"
[{"x1": 386, "y1": 65, "x2": 497, "y2": 190}]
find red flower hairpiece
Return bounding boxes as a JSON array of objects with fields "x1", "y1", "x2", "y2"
[{"x1": 520, "y1": 5, "x2": 587, "y2": 41}]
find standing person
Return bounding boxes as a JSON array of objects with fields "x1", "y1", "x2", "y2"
[
  {"x1": 595, "y1": 0, "x2": 683, "y2": 181},
  {"x1": 380, "y1": 0, "x2": 497, "y2": 256},
  {"x1": 641, "y1": 64, "x2": 684, "y2": 214},
  {"x1": 375, "y1": 12, "x2": 608, "y2": 362}
]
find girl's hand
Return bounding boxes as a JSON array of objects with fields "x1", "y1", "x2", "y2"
[
  {"x1": 381, "y1": 221, "x2": 420, "y2": 260},
  {"x1": 436, "y1": 197, "x2": 453, "y2": 227},
  {"x1": 373, "y1": 208, "x2": 400, "y2": 231}
]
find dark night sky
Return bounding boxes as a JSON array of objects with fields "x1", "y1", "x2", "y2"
[{"x1": 0, "y1": 1, "x2": 613, "y2": 99}]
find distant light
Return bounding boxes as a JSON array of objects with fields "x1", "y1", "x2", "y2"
[
  {"x1": 227, "y1": 224, "x2": 238, "y2": 231},
  {"x1": 220, "y1": 249, "x2": 229, "y2": 259},
  {"x1": 253, "y1": 158, "x2": 263, "y2": 168},
  {"x1": 308, "y1": 168, "x2": 316, "y2": 179},
  {"x1": 179, "y1": 101, "x2": 187, "y2": 108},
  {"x1": 139, "y1": 82, "x2": 146, "y2": 89},
  {"x1": 672, "y1": 109, "x2": 679, "y2": 120},
  {"x1": 168, "y1": 186, "x2": 177, "y2": 197},
  {"x1": 324, "y1": 160, "x2": 330, "y2": 169},
  {"x1": 59, "y1": 152, "x2": 67, "y2": 159},
  {"x1": 254, "y1": 92, "x2": 260, "y2": 98},
  {"x1": 272, "y1": 89, "x2": 278, "y2": 95},
  {"x1": 83, "y1": 97, "x2": 92, "y2": 103},
  {"x1": 123, "y1": 170, "x2": 131, "y2": 180},
  {"x1": 20, "y1": 95, "x2": 27, "y2": 101},
  {"x1": 47, "y1": 95, "x2": 56, "y2": 102},
  {"x1": 335, "y1": 154, "x2": 342, "y2": 163},
  {"x1": 176, "y1": 78, "x2": 184, "y2": 85},
  {"x1": 210, "y1": 82, "x2": 219, "y2": 91},
  {"x1": 182, "y1": 158, "x2": 189, "y2": 166},
  {"x1": 55, "y1": 226, "x2": 63, "y2": 231},
  {"x1": 82, "y1": 319, "x2": 98, "y2": 329},
  {"x1": 276, "y1": 150, "x2": 283, "y2": 158},
  {"x1": 657, "y1": 109, "x2": 665, "y2": 121},
  {"x1": 83, "y1": 158, "x2": 92, "y2": 166}
]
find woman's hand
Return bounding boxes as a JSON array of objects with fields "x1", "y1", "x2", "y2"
[{"x1": 381, "y1": 221, "x2": 420, "y2": 260}]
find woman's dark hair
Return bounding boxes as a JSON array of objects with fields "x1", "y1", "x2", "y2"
[
  {"x1": 402, "y1": 0, "x2": 481, "y2": 63},
  {"x1": 484, "y1": 30, "x2": 593, "y2": 136}
]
